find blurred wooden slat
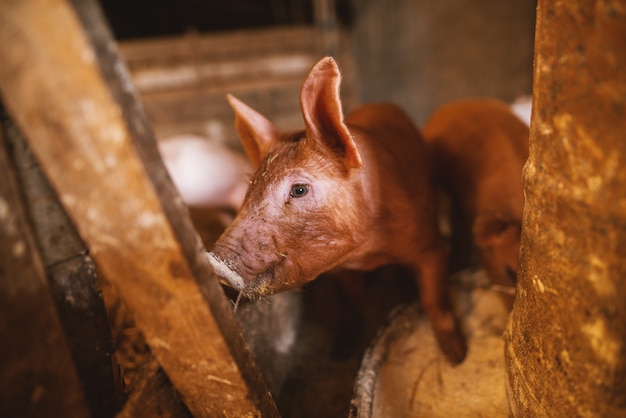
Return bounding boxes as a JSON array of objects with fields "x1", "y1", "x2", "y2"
[
  {"x1": 116, "y1": 357, "x2": 193, "y2": 418},
  {"x1": 116, "y1": 26, "x2": 357, "y2": 142},
  {"x1": 0, "y1": 0, "x2": 279, "y2": 416},
  {"x1": 2, "y1": 110, "x2": 119, "y2": 418},
  {"x1": 119, "y1": 29, "x2": 319, "y2": 144},
  {"x1": 118, "y1": 27, "x2": 319, "y2": 63},
  {"x1": 0, "y1": 119, "x2": 91, "y2": 418},
  {"x1": 126, "y1": 52, "x2": 318, "y2": 94}
]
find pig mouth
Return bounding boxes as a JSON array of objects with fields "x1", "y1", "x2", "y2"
[{"x1": 206, "y1": 252, "x2": 278, "y2": 297}]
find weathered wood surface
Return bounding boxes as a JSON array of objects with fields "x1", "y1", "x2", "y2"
[
  {"x1": 0, "y1": 119, "x2": 91, "y2": 418},
  {"x1": 118, "y1": 27, "x2": 320, "y2": 95},
  {"x1": 1, "y1": 109, "x2": 118, "y2": 418},
  {"x1": 505, "y1": 0, "x2": 626, "y2": 416},
  {"x1": 116, "y1": 356, "x2": 193, "y2": 418},
  {"x1": 117, "y1": 26, "x2": 357, "y2": 142},
  {"x1": 118, "y1": 27, "x2": 319, "y2": 143},
  {"x1": 0, "y1": 0, "x2": 279, "y2": 416}
]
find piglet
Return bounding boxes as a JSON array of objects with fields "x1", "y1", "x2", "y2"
[
  {"x1": 207, "y1": 57, "x2": 466, "y2": 364},
  {"x1": 422, "y1": 99, "x2": 529, "y2": 306},
  {"x1": 158, "y1": 135, "x2": 251, "y2": 211},
  {"x1": 510, "y1": 95, "x2": 532, "y2": 127}
]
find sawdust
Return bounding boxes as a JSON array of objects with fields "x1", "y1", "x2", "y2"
[{"x1": 353, "y1": 270, "x2": 511, "y2": 417}]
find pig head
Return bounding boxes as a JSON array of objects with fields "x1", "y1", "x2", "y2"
[
  {"x1": 422, "y1": 98, "x2": 529, "y2": 304},
  {"x1": 208, "y1": 59, "x2": 366, "y2": 297},
  {"x1": 208, "y1": 56, "x2": 466, "y2": 364},
  {"x1": 473, "y1": 211, "x2": 522, "y2": 289}
]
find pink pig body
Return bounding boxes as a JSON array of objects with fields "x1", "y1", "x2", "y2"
[
  {"x1": 158, "y1": 135, "x2": 251, "y2": 210},
  {"x1": 207, "y1": 57, "x2": 466, "y2": 363},
  {"x1": 422, "y1": 99, "x2": 529, "y2": 304}
]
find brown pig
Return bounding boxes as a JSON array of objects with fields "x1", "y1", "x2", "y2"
[
  {"x1": 207, "y1": 57, "x2": 466, "y2": 364},
  {"x1": 421, "y1": 98, "x2": 529, "y2": 304}
]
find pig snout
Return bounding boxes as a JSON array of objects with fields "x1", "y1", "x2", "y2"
[
  {"x1": 206, "y1": 252, "x2": 247, "y2": 291},
  {"x1": 207, "y1": 234, "x2": 286, "y2": 296},
  {"x1": 207, "y1": 250, "x2": 273, "y2": 295}
]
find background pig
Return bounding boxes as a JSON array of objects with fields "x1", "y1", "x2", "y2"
[
  {"x1": 158, "y1": 135, "x2": 251, "y2": 211},
  {"x1": 207, "y1": 57, "x2": 466, "y2": 364},
  {"x1": 422, "y1": 98, "x2": 529, "y2": 306},
  {"x1": 510, "y1": 95, "x2": 533, "y2": 127}
]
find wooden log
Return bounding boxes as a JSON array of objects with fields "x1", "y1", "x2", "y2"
[
  {"x1": 0, "y1": 0, "x2": 279, "y2": 416},
  {"x1": 0, "y1": 117, "x2": 91, "y2": 418},
  {"x1": 504, "y1": 0, "x2": 626, "y2": 416}
]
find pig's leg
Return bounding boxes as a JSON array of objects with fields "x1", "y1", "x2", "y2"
[
  {"x1": 333, "y1": 270, "x2": 366, "y2": 359},
  {"x1": 414, "y1": 248, "x2": 467, "y2": 364},
  {"x1": 449, "y1": 202, "x2": 474, "y2": 273},
  {"x1": 336, "y1": 270, "x2": 365, "y2": 308}
]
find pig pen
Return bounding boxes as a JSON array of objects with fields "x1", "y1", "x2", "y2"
[
  {"x1": 2, "y1": 0, "x2": 625, "y2": 417},
  {"x1": 0, "y1": 2, "x2": 382, "y2": 415}
]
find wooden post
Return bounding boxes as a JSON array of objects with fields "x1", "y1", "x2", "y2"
[
  {"x1": 1, "y1": 108, "x2": 119, "y2": 418},
  {"x1": 505, "y1": 1, "x2": 626, "y2": 416},
  {"x1": 0, "y1": 121, "x2": 91, "y2": 418},
  {"x1": 0, "y1": 0, "x2": 279, "y2": 416}
]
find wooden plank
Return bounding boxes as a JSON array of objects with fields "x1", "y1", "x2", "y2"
[
  {"x1": 115, "y1": 24, "x2": 357, "y2": 146},
  {"x1": 127, "y1": 52, "x2": 318, "y2": 94},
  {"x1": 118, "y1": 26, "x2": 319, "y2": 64},
  {"x1": 0, "y1": 0, "x2": 279, "y2": 417},
  {"x1": 0, "y1": 116, "x2": 91, "y2": 418},
  {"x1": 115, "y1": 25, "x2": 357, "y2": 143},
  {"x1": 117, "y1": 357, "x2": 193, "y2": 418},
  {"x1": 138, "y1": 83, "x2": 303, "y2": 122},
  {"x1": 2, "y1": 109, "x2": 119, "y2": 418},
  {"x1": 99, "y1": 264, "x2": 193, "y2": 418},
  {"x1": 139, "y1": 83, "x2": 304, "y2": 141}
]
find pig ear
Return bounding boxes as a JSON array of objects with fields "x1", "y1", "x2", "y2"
[
  {"x1": 300, "y1": 57, "x2": 362, "y2": 169},
  {"x1": 473, "y1": 213, "x2": 521, "y2": 247},
  {"x1": 227, "y1": 94, "x2": 280, "y2": 168}
]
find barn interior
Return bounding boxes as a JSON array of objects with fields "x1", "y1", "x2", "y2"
[
  {"x1": 99, "y1": 1, "x2": 535, "y2": 416},
  {"x1": 1, "y1": 0, "x2": 624, "y2": 417}
]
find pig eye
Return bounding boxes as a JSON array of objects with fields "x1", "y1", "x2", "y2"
[{"x1": 290, "y1": 184, "x2": 309, "y2": 198}]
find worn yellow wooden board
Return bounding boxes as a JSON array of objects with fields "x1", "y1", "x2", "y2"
[{"x1": 0, "y1": 0, "x2": 278, "y2": 416}]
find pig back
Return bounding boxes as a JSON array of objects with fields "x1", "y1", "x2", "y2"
[
  {"x1": 343, "y1": 102, "x2": 441, "y2": 261},
  {"x1": 422, "y1": 99, "x2": 529, "y2": 220},
  {"x1": 346, "y1": 102, "x2": 431, "y2": 181}
]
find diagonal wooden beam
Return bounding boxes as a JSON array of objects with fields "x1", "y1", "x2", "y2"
[{"x1": 0, "y1": 0, "x2": 279, "y2": 416}]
